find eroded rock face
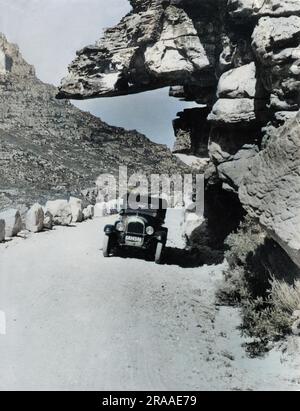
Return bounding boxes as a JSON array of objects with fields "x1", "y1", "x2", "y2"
[
  {"x1": 252, "y1": 15, "x2": 300, "y2": 112},
  {"x1": 240, "y1": 112, "x2": 300, "y2": 268}
]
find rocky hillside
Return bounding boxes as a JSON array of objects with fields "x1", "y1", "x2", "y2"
[
  {"x1": 58, "y1": 0, "x2": 300, "y2": 266},
  {"x1": 0, "y1": 33, "x2": 186, "y2": 210}
]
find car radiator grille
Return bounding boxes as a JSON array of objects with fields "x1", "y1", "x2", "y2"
[{"x1": 127, "y1": 221, "x2": 144, "y2": 235}]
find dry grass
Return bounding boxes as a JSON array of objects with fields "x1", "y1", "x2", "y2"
[{"x1": 269, "y1": 278, "x2": 300, "y2": 314}]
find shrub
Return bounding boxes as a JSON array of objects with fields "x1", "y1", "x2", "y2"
[
  {"x1": 241, "y1": 297, "x2": 292, "y2": 343},
  {"x1": 270, "y1": 278, "x2": 300, "y2": 315},
  {"x1": 224, "y1": 215, "x2": 265, "y2": 269},
  {"x1": 217, "y1": 215, "x2": 268, "y2": 305},
  {"x1": 216, "y1": 266, "x2": 248, "y2": 305},
  {"x1": 217, "y1": 216, "x2": 300, "y2": 354}
]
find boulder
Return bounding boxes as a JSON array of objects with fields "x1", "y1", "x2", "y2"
[
  {"x1": 83, "y1": 205, "x2": 94, "y2": 220},
  {"x1": 87, "y1": 205, "x2": 94, "y2": 218},
  {"x1": 26, "y1": 203, "x2": 44, "y2": 233},
  {"x1": 208, "y1": 99, "x2": 257, "y2": 125},
  {"x1": 217, "y1": 63, "x2": 257, "y2": 99},
  {"x1": 183, "y1": 191, "x2": 204, "y2": 238},
  {"x1": 105, "y1": 199, "x2": 121, "y2": 215},
  {"x1": 43, "y1": 211, "x2": 53, "y2": 230},
  {"x1": 0, "y1": 219, "x2": 5, "y2": 242},
  {"x1": 69, "y1": 197, "x2": 84, "y2": 223},
  {"x1": 0, "y1": 209, "x2": 22, "y2": 237},
  {"x1": 94, "y1": 203, "x2": 108, "y2": 217},
  {"x1": 184, "y1": 211, "x2": 204, "y2": 239},
  {"x1": 45, "y1": 200, "x2": 72, "y2": 226},
  {"x1": 292, "y1": 319, "x2": 300, "y2": 336},
  {"x1": 240, "y1": 112, "x2": 300, "y2": 269}
]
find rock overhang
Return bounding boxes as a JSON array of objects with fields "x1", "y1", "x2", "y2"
[{"x1": 57, "y1": 0, "x2": 222, "y2": 101}]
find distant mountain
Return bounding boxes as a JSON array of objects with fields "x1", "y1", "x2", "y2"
[{"x1": 0, "y1": 34, "x2": 186, "y2": 210}]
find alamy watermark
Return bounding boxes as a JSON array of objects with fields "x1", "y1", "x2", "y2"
[{"x1": 95, "y1": 166, "x2": 205, "y2": 215}]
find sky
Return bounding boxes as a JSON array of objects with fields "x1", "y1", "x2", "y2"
[{"x1": 0, "y1": 0, "x2": 198, "y2": 147}]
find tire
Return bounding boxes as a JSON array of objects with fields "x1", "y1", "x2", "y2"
[
  {"x1": 155, "y1": 242, "x2": 164, "y2": 264},
  {"x1": 103, "y1": 235, "x2": 112, "y2": 257}
]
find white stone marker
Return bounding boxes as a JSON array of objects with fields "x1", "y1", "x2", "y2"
[
  {"x1": 69, "y1": 197, "x2": 84, "y2": 223},
  {"x1": 0, "y1": 209, "x2": 22, "y2": 237},
  {"x1": 26, "y1": 203, "x2": 44, "y2": 233},
  {"x1": 45, "y1": 200, "x2": 72, "y2": 226}
]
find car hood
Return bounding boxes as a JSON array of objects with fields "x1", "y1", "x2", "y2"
[{"x1": 122, "y1": 213, "x2": 155, "y2": 225}]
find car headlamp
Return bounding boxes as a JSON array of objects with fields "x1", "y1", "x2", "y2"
[
  {"x1": 146, "y1": 226, "x2": 155, "y2": 235},
  {"x1": 116, "y1": 221, "x2": 125, "y2": 232}
]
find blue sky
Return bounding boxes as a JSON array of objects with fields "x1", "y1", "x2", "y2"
[{"x1": 0, "y1": 0, "x2": 198, "y2": 147}]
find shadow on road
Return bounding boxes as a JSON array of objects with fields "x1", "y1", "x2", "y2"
[
  {"x1": 163, "y1": 247, "x2": 206, "y2": 268},
  {"x1": 163, "y1": 246, "x2": 224, "y2": 267},
  {"x1": 114, "y1": 246, "x2": 224, "y2": 268}
]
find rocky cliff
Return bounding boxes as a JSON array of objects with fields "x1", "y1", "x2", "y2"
[
  {"x1": 0, "y1": 34, "x2": 186, "y2": 210},
  {"x1": 58, "y1": 0, "x2": 300, "y2": 265},
  {"x1": 240, "y1": 112, "x2": 300, "y2": 269}
]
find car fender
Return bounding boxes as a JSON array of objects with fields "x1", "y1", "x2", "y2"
[
  {"x1": 155, "y1": 229, "x2": 168, "y2": 244},
  {"x1": 104, "y1": 224, "x2": 116, "y2": 235}
]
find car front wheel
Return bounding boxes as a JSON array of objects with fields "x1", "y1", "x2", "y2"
[
  {"x1": 103, "y1": 235, "x2": 113, "y2": 257},
  {"x1": 155, "y1": 242, "x2": 164, "y2": 264}
]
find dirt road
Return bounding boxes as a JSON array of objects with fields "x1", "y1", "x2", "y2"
[{"x1": 0, "y1": 212, "x2": 299, "y2": 390}]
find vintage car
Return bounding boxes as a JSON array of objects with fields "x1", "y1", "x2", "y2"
[{"x1": 103, "y1": 195, "x2": 168, "y2": 264}]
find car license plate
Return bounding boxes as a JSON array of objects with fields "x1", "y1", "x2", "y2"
[{"x1": 126, "y1": 235, "x2": 143, "y2": 243}]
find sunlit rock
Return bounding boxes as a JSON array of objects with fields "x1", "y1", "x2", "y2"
[
  {"x1": 0, "y1": 209, "x2": 22, "y2": 237},
  {"x1": 26, "y1": 203, "x2": 44, "y2": 233},
  {"x1": 69, "y1": 197, "x2": 84, "y2": 223},
  {"x1": 45, "y1": 200, "x2": 72, "y2": 226}
]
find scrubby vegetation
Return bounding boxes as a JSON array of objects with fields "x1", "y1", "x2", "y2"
[{"x1": 217, "y1": 216, "x2": 300, "y2": 355}]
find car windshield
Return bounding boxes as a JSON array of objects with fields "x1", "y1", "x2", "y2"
[
  {"x1": 125, "y1": 207, "x2": 159, "y2": 216},
  {"x1": 121, "y1": 195, "x2": 167, "y2": 219}
]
